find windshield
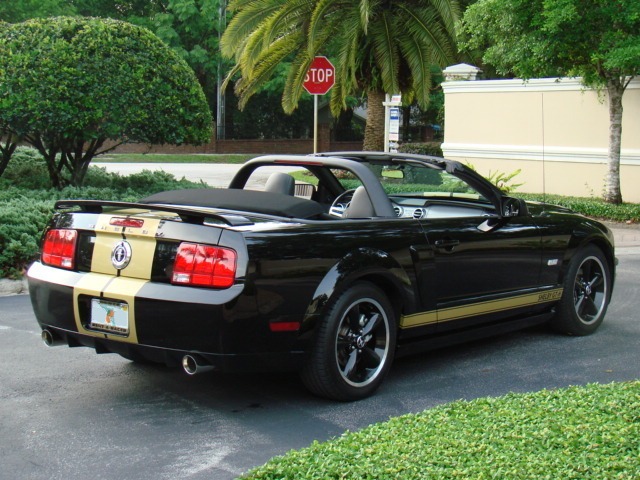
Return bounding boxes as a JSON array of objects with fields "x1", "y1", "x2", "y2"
[{"x1": 334, "y1": 162, "x2": 490, "y2": 204}]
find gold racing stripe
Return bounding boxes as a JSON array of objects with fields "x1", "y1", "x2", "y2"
[
  {"x1": 72, "y1": 212, "x2": 163, "y2": 344},
  {"x1": 91, "y1": 212, "x2": 162, "y2": 278},
  {"x1": 73, "y1": 275, "x2": 146, "y2": 343},
  {"x1": 400, "y1": 288, "x2": 564, "y2": 329}
]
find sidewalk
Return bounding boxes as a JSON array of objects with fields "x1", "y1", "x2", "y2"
[{"x1": 605, "y1": 222, "x2": 640, "y2": 249}]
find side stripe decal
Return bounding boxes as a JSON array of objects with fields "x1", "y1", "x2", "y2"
[{"x1": 400, "y1": 288, "x2": 563, "y2": 329}]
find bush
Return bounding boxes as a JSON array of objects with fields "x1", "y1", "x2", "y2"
[
  {"x1": 0, "y1": 194, "x2": 53, "y2": 278},
  {"x1": 0, "y1": 16, "x2": 213, "y2": 187},
  {"x1": 398, "y1": 142, "x2": 443, "y2": 157},
  {"x1": 0, "y1": 171, "x2": 202, "y2": 278},
  {"x1": 1, "y1": 146, "x2": 51, "y2": 189},
  {"x1": 241, "y1": 381, "x2": 640, "y2": 479},
  {"x1": 520, "y1": 193, "x2": 640, "y2": 223}
]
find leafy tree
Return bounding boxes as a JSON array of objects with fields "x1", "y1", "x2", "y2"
[
  {"x1": 71, "y1": 0, "x2": 166, "y2": 20},
  {"x1": 0, "y1": 0, "x2": 75, "y2": 22},
  {"x1": 0, "y1": 16, "x2": 212, "y2": 188},
  {"x1": 221, "y1": 0, "x2": 461, "y2": 151},
  {"x1": 0, "y1": 130, "x2": 19, "y2": 178},
  {"x1": 459, "y1": 0, "x2": 640, "y2": 204},
  {"x1": 0, "y1": 21, "x2": 20, "y2": 177},
  {"x1": 225, "y1": 65, "x2": 314, "y2": 139},
  {"x1": 146, "y1": 0, "x2": 226, "y2": 110}
]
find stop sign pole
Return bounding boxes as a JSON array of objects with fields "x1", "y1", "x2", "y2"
[{"x1": 303, "y1": 56, "x2": 335, "y2": 154}]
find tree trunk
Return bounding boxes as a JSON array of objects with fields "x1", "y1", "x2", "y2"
[
  {"x1": 603, "y1": 77, "x2": 624, "y2": 204},
  {"x1": 363, "y1": 90, "x2": 385, "y2": 151},
  {"x1": 0, "y1": 134, "x2": 18, "y2": 177},
  {"x1": 29, "y1": 135, "x2": 64, "y2": 189}
]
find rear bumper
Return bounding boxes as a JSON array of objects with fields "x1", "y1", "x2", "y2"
[
  {"x1": 28, "y1": 262, "x2": 305, "y2": 372},
  {"x1": 37, "y1": 325, "x2": 304, "y2": 372}
]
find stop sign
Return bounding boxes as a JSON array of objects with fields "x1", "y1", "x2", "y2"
[{"x1": 303, "y1": 56, "x2": 335, "y2": 95}]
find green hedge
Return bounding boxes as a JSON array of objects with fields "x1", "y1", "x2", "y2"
[
  {"x1": 520, "y1": 193, "x2": 640, "y2": 223},
  {"x1": 241, "y1": 381, "x2": 640, "y2": 479},
  {"x1": 398, "y1": 142, "x2": 443, "y2": 157},
  {"x1": 0, "y1": 155, "x2": 201, "y2": 278}
]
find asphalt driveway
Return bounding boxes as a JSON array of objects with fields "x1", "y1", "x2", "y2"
[{"x1": 1, "y1": 251, "x2": 638, "y2": 480}]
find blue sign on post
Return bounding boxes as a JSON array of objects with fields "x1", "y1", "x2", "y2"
[{"x1": 389, "y1": 107, "x2": 400, "y2": 142}]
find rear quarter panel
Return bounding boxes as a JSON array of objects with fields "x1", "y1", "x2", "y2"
[{"x1": 241, "y1": 218, "x2": 428, "y2": 341}]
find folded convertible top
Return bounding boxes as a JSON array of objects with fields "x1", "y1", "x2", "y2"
[{"x1": 141, "y1": 188, "x2": 325, "y2": 219}]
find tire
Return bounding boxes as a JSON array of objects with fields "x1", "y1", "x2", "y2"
[
  {"x1": 551, "y1": 245, "x2": 611, "y2": 336},
  {"x1": 301, "y1": 282, "x2": 397, "y2": 401}
]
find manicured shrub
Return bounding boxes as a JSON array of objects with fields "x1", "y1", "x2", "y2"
[
  {"x1": 398, "y1": 142, "x2": 443, "y2": 157},
  {"x1": 1, "y1": 146, "x2": 51, "y2": 189},
  {"x1": 520, "y1": 194, "x2": 640, "y2": 223},
  {"x1": 0, "y1": 172, "x2": 202, "y2": 278},
  {"x1": 241, "y1": 382, "x2": 640, "y2": 479},
  {"x1": 0, "y1": 16, "x2": 212, "y2": 188},
  {"x1": 0, "y1": 195, "x2": 52, "y2": 278}
]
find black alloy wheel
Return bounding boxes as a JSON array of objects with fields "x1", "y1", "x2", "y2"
[
  {"x1": 301, "y1": 282, "x2": 396, "y2": 401},
  {"x1": 552, "y1": 245, "x2": 611, "y2": 336}
]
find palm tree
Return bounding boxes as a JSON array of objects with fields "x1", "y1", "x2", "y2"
[{"x1": 221, "y1": 0, "x2": 461, "y2": 150}]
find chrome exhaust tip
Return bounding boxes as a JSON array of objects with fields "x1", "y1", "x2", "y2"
[
  {"x1": 182, "y1": 354, "x2": 215, "y2": 375},
  {"x1": 41, "y1": 329, "x2": 65, "y2": 347}
]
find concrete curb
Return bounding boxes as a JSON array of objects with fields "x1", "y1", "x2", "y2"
[{"x1": 0, "y1": 278, "x2": 28, "y2": 296}]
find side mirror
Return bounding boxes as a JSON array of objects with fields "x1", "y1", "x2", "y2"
[{"x1": 502, "y1": 197, "x2": 521, "y2": 218}]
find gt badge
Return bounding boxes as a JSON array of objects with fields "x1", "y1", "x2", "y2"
[{"x1": 111, "y1": 240, "x2": 132, "y2": 270}]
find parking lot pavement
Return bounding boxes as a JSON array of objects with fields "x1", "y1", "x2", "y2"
[{"x1": 2, "y1": 253, "x2": 639, "y2": 480}]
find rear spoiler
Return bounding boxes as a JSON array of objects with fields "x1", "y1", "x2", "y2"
[{"x1": 54, "y1": 200, "x2": 254, "y2": 227}]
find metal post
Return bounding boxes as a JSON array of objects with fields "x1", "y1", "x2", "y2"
[
  {"x1": 313, "y1": 94, "x2": 318, "y2": 154},
  {"x1": 383, "y1": 94, "x2": 402, "y2": 153},
  {"x1": 216, "y1": 0, "x2": 227, "y2": 140},
  {"x1": 383, "y1": 94, "x2": 390, "y2": 153}
]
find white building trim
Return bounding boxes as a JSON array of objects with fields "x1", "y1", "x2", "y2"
[
  {"x1": 441, "y1": 143, "x2": 640, "y2": 166},
  {"x1": 442, "y1": 76, "x2": 640, "y2": 94}
]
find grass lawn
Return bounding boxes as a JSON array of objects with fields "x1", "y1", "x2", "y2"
[
  {"x1": 241, "y1": 381, "x2": 640, "y2": 479},
  {"x1": 98, "y1": 153, "x2": 255, "y2": 164}
]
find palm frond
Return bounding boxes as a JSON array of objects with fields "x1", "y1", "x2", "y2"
[
  {"x1": 426, "y1": 0, "x2": 462, "y2": 35},
  {"x1": 397, "y1": 4, "x2": 457, "y2": 67},
  {"x1": 262, "y1": 0, "x2": 314, "y2": 45},
  {"x1": 358, "y1": 0, "x2": 376, "y2": 34},
  {"x1": 282, "y1": 50, "x2": 315, "y2": 113},
  {"x1": 221, "y1": 0, "x2": 283, "y2": 58},
  {"x1": 308, "y1": 0, "x2": 340, "y2": 53},
  {"x1": 235, "y1": 33, "x2": 303, "y2": 109},
  {"x1": 333, "y1": 11, "x2": 364, "y2": 107},
  {"x1": 221, "y1": 63, "x2": 241, "y2": 93},
  {"x1": 369, "y1": 11, "x2": 400, "y2": 94},
  {"x1": 397, "y1": 32, "x2": 432, "y2": 107}
]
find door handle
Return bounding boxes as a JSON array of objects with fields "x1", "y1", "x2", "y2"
[{"x1": 434, "y1": 239, "x2": 460, "y2": 250}]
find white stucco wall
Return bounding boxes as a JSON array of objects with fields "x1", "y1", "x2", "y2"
[{"x1": 441, "y1": 77, "x2": 640, "y2": 202}]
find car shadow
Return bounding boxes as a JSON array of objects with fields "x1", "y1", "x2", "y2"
[{"x1": 117, "y1": 323, "x2": 559, "y2": 412}]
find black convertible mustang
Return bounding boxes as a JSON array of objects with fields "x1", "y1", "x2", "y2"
[{"x1": 28, "y1": 152, "x2": 615, "y2": 400}]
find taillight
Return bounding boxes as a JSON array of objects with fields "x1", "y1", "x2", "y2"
[
  {"x1": 172, "y1": 243, "x2": 237, "y2": 288},
  {"x1": 42, "y1": 229, "x2": 78, "y2": 270}
]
